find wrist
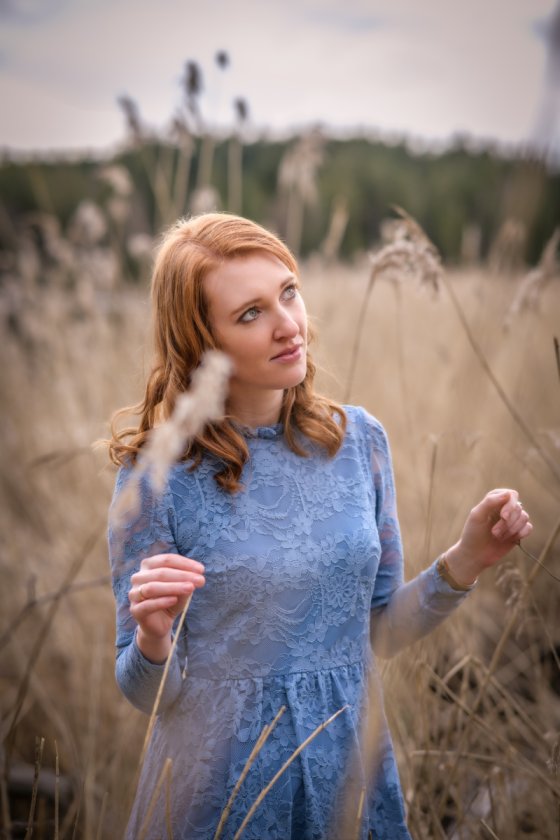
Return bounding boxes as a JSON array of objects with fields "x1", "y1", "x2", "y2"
[
  {"x1": 438, "y1": 545, "x2": 479, "y2": 589},
  {"x1": 136, "y1": 628, "x2": 172, "y2": 665}
]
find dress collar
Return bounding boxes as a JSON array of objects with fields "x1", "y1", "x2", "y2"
[{"x1": 235, "y1": 421, "x2": 284, "y2": 439}]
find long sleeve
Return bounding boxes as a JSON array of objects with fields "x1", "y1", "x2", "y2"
[
  {"x1": 360, "y1": 411, "x2": 474, "y2": 658},
  {"x1": 370, "y1": 559, "x2": 474, "y2": 657},
  {"x1": 108, "y1": 466, "x2": 185, "y2": 714}
]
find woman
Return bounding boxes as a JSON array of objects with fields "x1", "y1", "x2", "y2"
[{"x1": 108, "y1": 213, "x2": 532, "y2": 840}]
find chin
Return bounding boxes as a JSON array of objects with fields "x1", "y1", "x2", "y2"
[{"x1": 283, "y1": 364, "x2": 307, "y2": 389}]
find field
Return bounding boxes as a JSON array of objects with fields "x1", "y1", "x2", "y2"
[{"x1": 1, "y1": 230, "x2": 559, "y2": 838}]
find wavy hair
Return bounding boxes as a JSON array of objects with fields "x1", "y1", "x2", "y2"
[{"x1": 108, "y1": 213, "x2": 346, "y2": 492}]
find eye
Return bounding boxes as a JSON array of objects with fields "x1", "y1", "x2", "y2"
[
  {"x1": 282, "y1": 283, "x2": 298, "y2": 301},
  {"x1": 239, "y1": 306, "x2": 260, "y2": 323}
]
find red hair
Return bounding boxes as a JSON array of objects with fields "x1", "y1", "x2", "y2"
[{"x1": 108, "y1": 213, "x2": 346, "y2": 492}]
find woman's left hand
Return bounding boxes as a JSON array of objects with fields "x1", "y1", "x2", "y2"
[{"x1": 444, "y1": 489, "x2": 533, "y2": 586}]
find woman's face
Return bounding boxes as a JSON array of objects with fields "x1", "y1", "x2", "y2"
[{"x1": 204, "y1": 253, "x2": 308, "y2": 408}]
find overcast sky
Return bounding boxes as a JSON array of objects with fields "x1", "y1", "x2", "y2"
[{"x1": 0, "y1": 0, "x2": 557, "y2": 154}]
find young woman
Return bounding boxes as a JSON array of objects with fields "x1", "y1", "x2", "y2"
[{"x1": 108, "y1": 213, "x2": 532, "y2": 840}]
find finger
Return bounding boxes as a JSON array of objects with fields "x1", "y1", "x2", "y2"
[
  {"x1": 131, "y1": 581, "x2": 199, "y2": 602},
  {"x1": 131, "y1": 568, "x2": 206, "y2": 588},
  {"x1": 483, "y1": 490, "x2": 525, "y2": 535},
  {"x1": 472, "y1": 489, "x2": 515, "y2": 524},
  {"x1": 140, "y1": 553, "x2": 205, "y2": 575},
  {"x1": 129, "y1": 584, "x2": 147, "y2": 605},
  {"x1": 130, "y1": 595, "x2": 179, "y2": 617},
  {"x1": 493, "y1": 509, "x2": 531, "y2": 540},
  {"x1": 499, "y1": 493, "x2": 522, "y2": 524},
  {"x1": 518, "y1": 521, "x2": 533, "y2": 540},
  {"x1": 507, "y1": 510, "x2": 531, "y2": 536},
  {"x1": 492, "y1": 504, "x2": 524, "y2": 536}
]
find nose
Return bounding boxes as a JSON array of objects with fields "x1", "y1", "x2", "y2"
[{"x1": 272, "y1": 306, "x2": 299, "y2": 341}]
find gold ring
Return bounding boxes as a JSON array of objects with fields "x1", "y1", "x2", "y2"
[{"x1": 139, "y1": 585, "x2": 146, "y2": 601}]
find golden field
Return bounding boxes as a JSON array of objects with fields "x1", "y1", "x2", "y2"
[{"x1": 1, "y1": 244, "x2": 559, "y2": 838}]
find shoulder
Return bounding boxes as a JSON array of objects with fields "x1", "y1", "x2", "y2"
[
  {"x1": 111, "y1": 461, "x2": 134, "y2": 497},
  {"x1": 110, "y1": 458, "x2": 184, "y2": 520},
  {"x1": 342, "y1": 404, "x2": 390, "y2": 453}
]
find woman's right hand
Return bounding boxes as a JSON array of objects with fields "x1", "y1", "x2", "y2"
[{"x1": 128, "y1": 553, "x2": 205, "y2": 663}]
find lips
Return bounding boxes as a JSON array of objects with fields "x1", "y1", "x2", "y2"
[{"x1": 271, "y1": 343, "x2": 304, "y2": 361}]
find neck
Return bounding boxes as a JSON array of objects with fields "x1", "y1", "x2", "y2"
[{"x1": 227, "y1": 387, "x2": 284, "y2": 429}]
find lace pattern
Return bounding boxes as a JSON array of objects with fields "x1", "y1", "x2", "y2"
[{"x1": 108, "y1": 406, "x2": 469, "y2": 839}]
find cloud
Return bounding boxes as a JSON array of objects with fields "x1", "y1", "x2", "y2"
[
  {"x1": 0, "y1": 0, "x2": 71, "y2": 27},
  {"x1": 0, "y1": 0, "x2": 557, "y2": 151}
]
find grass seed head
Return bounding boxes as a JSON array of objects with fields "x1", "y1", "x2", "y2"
[
  {"x1": 370, "y1": 207, "x2": 442, "y2": 293},
  {"x1": 111, "y1": 350, "x2": 231, "y2": 528}
]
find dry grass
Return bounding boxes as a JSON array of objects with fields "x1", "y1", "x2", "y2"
[{"x1": 1, "y1": 231, "x2": 559, "y2": 837}]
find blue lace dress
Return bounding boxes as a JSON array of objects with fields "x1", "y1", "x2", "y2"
[{"x1": 109, "y1": 406, "x2": 472, "y2": 839}]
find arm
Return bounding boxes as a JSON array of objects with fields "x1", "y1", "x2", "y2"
[
  {"x1": 363, "y1": 414, "x2": 532, "y2": 657},
  {"x1": 108, "y1": 467, "x2": 205, "y2": 713},
  {"x1": 371, "y1": 490, "x2": 531, "y2": 657},
  {"x1": 370, "y1": 558, "x2": 474, "y2": 658},
  {"x1": 364, "y1": 416, "x2": 471, "y2": 656}
]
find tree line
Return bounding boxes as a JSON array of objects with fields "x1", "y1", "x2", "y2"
[{"x1": 0, "y1": 132, "x2": 558, "y2": 267}]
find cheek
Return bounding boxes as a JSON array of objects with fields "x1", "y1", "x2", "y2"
[{"x1": 231, "y1": 328, "x2": 267, "y2": 364}]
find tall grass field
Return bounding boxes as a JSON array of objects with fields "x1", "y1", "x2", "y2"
[{"x1": 1, "y1": 231, "x2": 559, "y2": 838}]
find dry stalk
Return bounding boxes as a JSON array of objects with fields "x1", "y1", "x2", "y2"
[
  {"x1": 432, "y1": 514, "x2": 560, "y2": 816},
  {"x1": 489, "y1": 219, "x2": 527, "y2": 275},
  {"x1": 111, "y1": 350, "x2": 231, "y2": 528},
  {"x1": 165, "y1": 759, "x2": 173, "y2": 840},
  {"x1": 504, "y1": 227, "x2": 559, "y2": 328},
  {"x1": 422, "y1": 436, "x2": 438, "y2": 566},
  {"x1": 392, "y1": 282, "x2": 427, "y2": 522},
  {"x1": 528, "y1": 594, "x2": 560, "y2": 675},
  {"x1": 441, "y1": 271, "x2": 560, "y2": 486},
  {"x1": 228, "y1": 133, "x2": 243, "y2": 215},
  {"x1": 424, "y1": 792, "x2": 448, "y2": 840},
  {"x1": 213, "y1": 705, "x2": 287, "y2": 840},
  {"x1": 487, "y1": 772, "x2": 500, "y2": 837},
  {"x1": 3, "y1": 528, "x2": 100, "y2": 768},
  {"x1": 474, "y1": 658, "x2": 548, "y2": 745},
  {"x1": 84, "y1": 631, "x2": 104, "y2": 839},
  {"x1": 0, "y1": 771, "x2": 11, "y2": 837},
  {"x1": 0, "y1": 574, "x2": 111, "y2": 651},
  {"x1": 480, "y1": 818, "x2": 501, "y2": 839},
  {"x1": 24, "y1": 735, "x2": 45, "y2": 840},
  {"x1": 57, "y1": 791, "x2": 80, "y2": 840},
  {"x1": 335, "y1": 667, "x2": 387, "y2": 838},
  {"x1": 320, "y1": 197, "x2": 349, "y2": 263},
  {"x1": 139, "y1": 594, "x2": 192, "y2": 772},
  {"x1": 171, "y1": 117, "x2": 194, "y2": 219},
  {"x1": 137, "y1": 757, "x2": 173, "y2": 840},
  {"x1": 352, "y1": 788, "x2": 366, "y2": 840},
  {"x1": 344, "y1": 207, "x2": 442, "y2": 402},
  {"x1": 517, "y1": 541, "x2": 560, "y2": 583},
  {"x1": 70, "y1": 783, "x2": 82, "y2": 840},
  {"x1": 54, "y1": 740, "x2": 60, "y2": 840},
  {"x1": 425, "y1": 664, "x2": 558, "y2": 797},
  {"x1": 95, "y1": 791, "x2": 108, "y2": 840},
  {"x1": 410, "y1": 749, "x2": 518, "y2": 772},
  {"x1": 233, "y1": 705, "x2": 349, "y2": 840},
  {"x1": 278, "y1": 131, "x2": 324, "y2": 256}
]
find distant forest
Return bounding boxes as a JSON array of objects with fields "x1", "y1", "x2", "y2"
[{"x1": 1, "y1": 133, "x2": 558, "y2": 266}]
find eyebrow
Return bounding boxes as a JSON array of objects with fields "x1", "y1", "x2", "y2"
[{"x1": 230, "y1": 274, "x2": 297, "y2": 318}]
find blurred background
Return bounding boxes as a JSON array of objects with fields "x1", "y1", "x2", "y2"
[{"x1": 1, "y1": 1, "x2": 560, "y2": 838}]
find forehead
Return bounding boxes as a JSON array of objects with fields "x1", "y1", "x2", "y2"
[{"x1": 204, "y1": 253, "x2": 294, "y2": 314}]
